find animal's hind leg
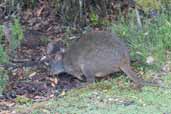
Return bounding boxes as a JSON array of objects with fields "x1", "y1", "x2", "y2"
[
  {"x1": 81, "y1": 65, "x2": 95, "y2": 84},
  {"x1": 83, "y1": 70, "x2": 95, "y2": 83}
]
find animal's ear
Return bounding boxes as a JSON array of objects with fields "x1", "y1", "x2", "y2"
[{"x1": 47, "y1": 40, "x2": 66, "y2": 54}]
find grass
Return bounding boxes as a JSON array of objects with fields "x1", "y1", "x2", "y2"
[
  {"x1": 0, "y1": 18, "x2": 23, "y2": 94},
  {"x1": 15, "y1": 73, "x2": 171, "y2": 114},
  {"x1": 113, "y1": 12, "x2": 171, "y2": 68},
  {"x1": 0, "y1": 69, "x2": 8, "y2": 94}
]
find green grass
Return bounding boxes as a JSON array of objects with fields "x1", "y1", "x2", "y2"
[
  {"x1": 15, "y1": 73, "x2": 171, "y2": 114},
  {"x1": 113, "y1": 12, "x2": 171, "y2": 67},
  {"x1": 0, "y1": 69, "x2": 8, "y2": 94},
  {"x1": 0, "y1": 25, "x2": 9, "y2": 64},
  {"x1": 0, "y1": 18, "x2": 23, "y2": 94}
]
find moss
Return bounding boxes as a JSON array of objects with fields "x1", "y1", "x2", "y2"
[
  {"x1": 16, "y1": 96, "x2": 32, "y2": 104},
  {"x1": 136, "y1": 0, "x2": 161, "y2": 12}
]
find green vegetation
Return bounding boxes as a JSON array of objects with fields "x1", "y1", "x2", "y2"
[
  {"x1": 136, "y1": 0, "x2": 171, "y2": 12},
  {"x1": 113, "y1": 12, "x2": 171, "y2": 68},
  {"x1": 0, "y1": 69, "x2": 8, "y2": 94},
  {"x1": 89, "y1": 12, "x2": 110, "y2": 27},
  {"x1": 0, "y1": 25, "x2": 8, "y2": 64},
  {"x1": 0, "y1": 0, "x2": 37, "y2": 15},
  {"x1": 15, "y1": 73, "x2": 171, "y2": 114},
  {"x1": 0, "y1": 18, "x2": 23, "y2": 94},
  {"x1": 10, "y1": 18, "x2": 24, "y2": 50},
  {"x1": 136, "y1": 0, "x2": 161, "y2": 11},
  {"x1": 0, "y1": 18, "x2": 23, "y2": 64},
  {"x1": 16, "y1": 96, "x2": 32, "y2": 104}
]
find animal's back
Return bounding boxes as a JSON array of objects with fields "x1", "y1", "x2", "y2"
[{"x1": 63, "y1": 31, "x2": 130, "y2": 77}]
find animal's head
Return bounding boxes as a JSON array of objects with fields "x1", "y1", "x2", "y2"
[
  {"x1": 47, "y1": 40, "x2": 65, "y2": 55},
  {"x1": 47, "y1": 41, "x2": 66, "y2": 75}
]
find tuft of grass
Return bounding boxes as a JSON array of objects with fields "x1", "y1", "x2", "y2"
[
  {"x1": 0, "y1": 25, "x2": 9, "y2": 64},
  {"x1": 11, "y1": 18, "x2": 24, "y2": 50},
  {"x1": 0, "y1": 18, "x2": 23, "y2": 94},
  {"x1": 0, "y1": 69, "x2": 8, "y2": 94},
  {"x1": 16, "y1": 96, "x2": 32, "y2": 104}
]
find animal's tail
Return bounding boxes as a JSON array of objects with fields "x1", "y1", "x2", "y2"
[
  {"x1": 120, "y1": 65, "x2": 144, "y2": 86},
  {"x1": 120, "y1": 65, "x2": 163, "y2": 87}
]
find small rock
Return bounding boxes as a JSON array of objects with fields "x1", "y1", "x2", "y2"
[{"x1": 146, "y1": 56, "x2": 154, "y2": 64}]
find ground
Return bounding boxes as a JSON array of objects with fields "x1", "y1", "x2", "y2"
[{"x1": 12, "y1": 72, "x2": 171, "y2": 114}]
